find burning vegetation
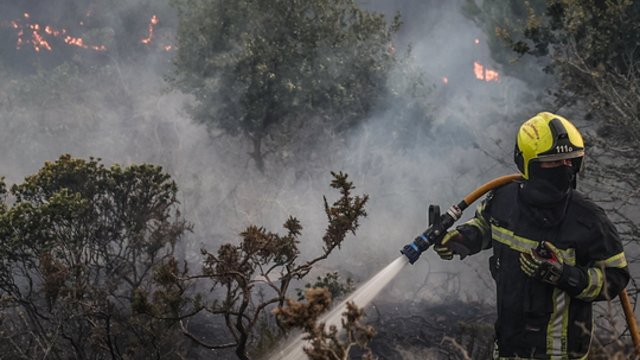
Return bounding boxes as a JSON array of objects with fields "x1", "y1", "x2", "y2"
[
  {"x1": 439, "y1": 38, "x2": 500, "y2": 85},
  {"x1": 472, "y1": 39, "x2": 499, "y2": 82},
  {"x1": 473, "y1": 61, "x2": 499, "y2": 82},
  {"x1": 5, "y1": 11, "x2": 173, "y2": 53},
  {"x1": 10, "y1": 12, "x2": 106, "y2": 52}
]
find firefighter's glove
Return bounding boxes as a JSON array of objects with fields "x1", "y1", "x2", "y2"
[
  {"x1": 433, "y1": 229, "x2": 461, "y2": 260},
  {"x1": 434, "y1": 229, "x2": 472, "y2": 260},
  {"x1": 519, "y1": 241, "x2": 564, "y2": 286}
]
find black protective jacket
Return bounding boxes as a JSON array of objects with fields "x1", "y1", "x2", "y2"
[{"x1": 455, "y1": 180, "x2": 629, "y2": 359}]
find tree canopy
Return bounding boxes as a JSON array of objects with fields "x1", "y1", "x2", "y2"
[
  {"x1": 0, "y1": 155, "x2": 192, "y2": 359},
  {"x1": 170, "y1": 0, "x2": 403, "y2": 171}
]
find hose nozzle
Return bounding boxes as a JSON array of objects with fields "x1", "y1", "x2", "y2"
[{"x1": 401, "y1": 233, "x2": 431, "y2": 264}]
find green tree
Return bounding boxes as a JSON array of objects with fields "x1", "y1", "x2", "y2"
[
  {"x1": 169, "y1": 0, "x2": 402, "y2": 171},
  {"x1": 0, "y1": 155, "x2": 193, "y2": 359}
]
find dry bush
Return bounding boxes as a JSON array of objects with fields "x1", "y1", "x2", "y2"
[{"x1": 274, "y1": 287, "x2": 376, "y2": 360}]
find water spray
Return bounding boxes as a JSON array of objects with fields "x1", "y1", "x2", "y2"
[
  {"x1": 270, "y1": 256, "x2": 409, "y2": 360},
  {"x1": 270, "y1": 174, "x2": 520, "y2": 360}
]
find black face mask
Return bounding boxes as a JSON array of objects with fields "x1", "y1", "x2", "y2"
[
  {"x1": 529, "y1": 164, "x2": 575, "y2": 194},
  {"x1": 520, "y1": 164, "x2": 574, "y2": 227}
]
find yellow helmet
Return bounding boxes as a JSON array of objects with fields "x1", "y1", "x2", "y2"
[{"x1": 514, "y1": 112, "x2": 585, "y2": 179}]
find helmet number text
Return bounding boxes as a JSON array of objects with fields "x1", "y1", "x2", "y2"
[{"x1": 555, "y1": 145, "x2": 573, "y2": 153}]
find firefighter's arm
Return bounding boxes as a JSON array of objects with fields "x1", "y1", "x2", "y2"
[
  {"x1": 558, "y1": 214, "x2": 630, "y2": 301},
  {"x1": 543, "y1": 210, "x2": 629, "y2": 301},
  {"x1": 558, "y1": 258, "x2": 629, "y2": 301},
  {"x1": 434, "y1": 195, "x2": 493, "y2": 260}
]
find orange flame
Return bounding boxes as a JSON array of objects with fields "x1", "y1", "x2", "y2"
[
  {"x1": 473, "y1": 61, "x2": 499, "y2": 82},
  {"x1": 64, "y1": 36, "x2": 84, "y2": 47},
  {"x1": 12, "y1": 19, "x2": 25, "y2": 49},
  {"x1": 8, "y1": 11, "x2": 173, "y2": 54},
  {"x1": 141, "y1": 15, "x2": 158, "y2": 45},
  {"x1": 8, "y1": 13, "x2": 106, "y2": 52},
  {"x1": 44, "y1": 25, "x2": 66, "y2": 37},
  {"x1": 16, "y1": 30, "x2": 24, "y2": 49},
  {"x1": 31, "y1": 26, "x2": 52, "y2": 52},
  {"x1": 485, "y1": 69, "x2": 499, "y2": 82},
  {"x1": 473, "y1": 62, "x2": 484, "y2": 79}
]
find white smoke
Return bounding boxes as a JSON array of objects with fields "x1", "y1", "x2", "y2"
[{"x1": 0, "y1": 0, "x2": 554, "y2": 316}]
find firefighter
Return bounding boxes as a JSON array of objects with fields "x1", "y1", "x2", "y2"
[{"x1": 434, "y1": 112, "x2": 630, "y2": 359}]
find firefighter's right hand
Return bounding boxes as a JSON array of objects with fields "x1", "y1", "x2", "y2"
[{"x1": 434, "y1": 229, "x2": 464, "y2": 260}]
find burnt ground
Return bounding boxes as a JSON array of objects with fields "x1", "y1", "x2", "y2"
[
  {"x1": 196, "y1": 298, "x2": 497, "y2": 360},
  {"x1": 354, "y1": 299, "x2": 496, "y2": 359},
  {"x1": 353, "y1": 300, "x2": 637, "y2": 360}
]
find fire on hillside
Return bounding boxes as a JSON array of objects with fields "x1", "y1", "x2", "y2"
[
  {"x1": 441, "y1": 38, "x2": 500, "y2": 85},
  {"x1": 6, "y1": 12, "x2": 173, "y2": 53}
]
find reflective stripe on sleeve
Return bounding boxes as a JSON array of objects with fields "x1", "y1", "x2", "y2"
[
  {"x1": 471, "y1": 201, "x2": 491, "y2": 236},
  {"x1": 576, "y1": 267, "x2": 604, "y2": 301},
  {"x1": 466, "y1": 217, "x2": 490, "y2": 237},
  {"x1": 594, "y1": 252, "x2": 627, "y2": 269}
]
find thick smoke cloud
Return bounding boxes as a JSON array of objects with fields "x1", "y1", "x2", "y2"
[{"x1": 0, "y1": 0, "x2": 551, "y2": 304}]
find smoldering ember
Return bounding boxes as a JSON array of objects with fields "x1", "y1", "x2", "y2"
[{"x1": 0, "y1": 1, "x2": 638, "y2": 359}]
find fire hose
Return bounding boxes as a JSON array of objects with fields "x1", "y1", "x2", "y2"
[{"x1": 401, "y1": 173, "x2": 640, "y2": 353}]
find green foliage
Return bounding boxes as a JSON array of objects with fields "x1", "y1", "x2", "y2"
[
  {"x1": 170, "y1": 0, "x2": 405, "y2": 170},
  {"x1": 506, "y1": 0, "x2": 640, "y2": 70},
  {"x1": 0, "y1": 154, "x2": 192, "y2": 359}
]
